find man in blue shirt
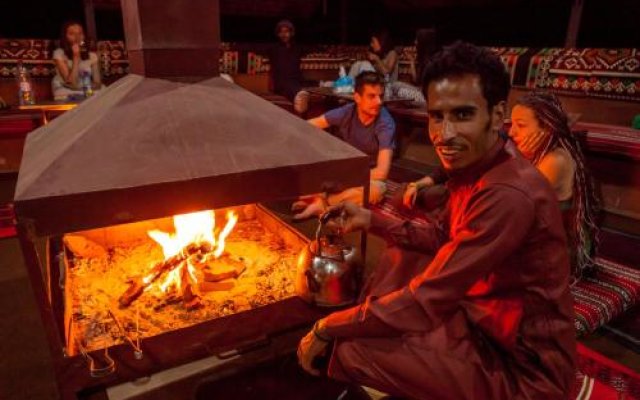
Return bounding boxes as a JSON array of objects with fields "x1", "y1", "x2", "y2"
[{"x1": 292, "y1": 71, "x2": 396, "y2": 219}]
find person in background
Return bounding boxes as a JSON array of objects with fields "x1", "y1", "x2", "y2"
[
  {"x1": 408, "y1": 28, "x2": 438, "y2": 86},
  {"x1": 405, "y1": 91, "x2": 600, "y2": 281},
  {"x1": 52, "y1": 21, "x2": 102, "y2": 101},
  {"x1": 349, "y1": 30, "x2": 398, "y2": 84},
  {"x1": 269, "y1": 19, "x2": 309, "y2": 115},
  {"x1": 509, "y1": 91, "x2": 600, "y2": 280},
  {"x1": 297, "y1": 41, "x2": 576, "y2": 400},
  {"x1": 393, "y1": 28, "x2": 438, "y2": 104},
  {"x1": 292, "y1": 71, "x2": 395, "y2": 220}
]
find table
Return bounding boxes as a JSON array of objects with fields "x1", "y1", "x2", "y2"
[{"x1": 17, "y1": 100, "x2": 80, "y2": 124}]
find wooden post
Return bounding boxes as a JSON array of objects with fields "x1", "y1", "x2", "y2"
[
  {"x1": 565, "y1": 0, "x2": 584, "y2": 48},
  {"x1": 83, "y1": 0, "x2": 98, "y2": 43}
]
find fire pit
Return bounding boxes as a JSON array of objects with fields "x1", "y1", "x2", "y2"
[
  {"x1": 65, "y1": 205, "x2": 305, "y2": 355},
  {"x1": 12, "y1": 0, "x2": 369, "y2": 398}
]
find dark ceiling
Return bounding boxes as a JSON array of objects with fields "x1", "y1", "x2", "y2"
[{"x1": 1, "y1": 0, "x2": 639, "y2": 48}]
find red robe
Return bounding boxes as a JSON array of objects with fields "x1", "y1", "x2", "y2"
[{"x1": 322, "y1": 139, "x2": 576, "y2": 400}]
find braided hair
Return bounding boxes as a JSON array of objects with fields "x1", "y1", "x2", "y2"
[{"x1": 516, "y1": 91, "x2": 600, "y2": 281}]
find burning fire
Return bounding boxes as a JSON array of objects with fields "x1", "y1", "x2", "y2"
[{"x1": 147, "y1": 210, "x2": 238, "y2": 293}]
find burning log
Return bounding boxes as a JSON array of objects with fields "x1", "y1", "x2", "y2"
[
  {"x1": 180, "y1": 260, "x2": 202, "y2": 310},
  {"x1": 202, "y1": 256, "x2": 246, "y2": 282},
  {"x1": 118, "y1": 242, "x2": 211, "y2": 308},
  {"x1": 199, "y1": 280, "x2": 235, "y2": 292}
]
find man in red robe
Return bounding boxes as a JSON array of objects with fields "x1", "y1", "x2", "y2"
[{"x1": 297, "y1": 41, "x2": 576, "y2": 399}]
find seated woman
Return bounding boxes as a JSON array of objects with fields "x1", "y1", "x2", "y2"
[
  {"x1": 52, "y1": 21, "x2": 103, "y2": 101},
  {"x1": 392, "y1": 28, "x2": 438, "y2": 104},
  {"x1": 349, "y1": 30, "x2": 398, "y2": 84},
  {"x1": 509, "y1": 91, "x2": 599, "y2": 279},
  {"x1": 404, "y1": 91, "x2": 600, "y2": 280}
]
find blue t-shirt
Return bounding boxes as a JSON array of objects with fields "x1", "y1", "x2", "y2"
[{"x1": 324, "y1": 103, "x2": 395, "y2": 168}]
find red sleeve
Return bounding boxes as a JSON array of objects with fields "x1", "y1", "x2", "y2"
[
  {"x1": 323, "y1": 184, "x2": 535, "y2": 338},
  {"x1": 369, "y1": 210, "x2": 447, "y2": 254}
]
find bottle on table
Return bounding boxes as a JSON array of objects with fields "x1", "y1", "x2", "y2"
[
  {"x1": 81, "y1": 71, "x2": 94, "y2": 98},
  {"x1": 16, "y1": 61, "x2": 35, "y2": 106}
]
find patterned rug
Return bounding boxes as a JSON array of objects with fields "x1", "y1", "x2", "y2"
[{"x1": 575, "y1": 343, "x2": 640, "y2": 399}]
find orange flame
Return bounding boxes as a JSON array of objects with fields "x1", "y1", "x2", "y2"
[{"x1": 148, "y1": 209, "x2": 238, "y2": 292}]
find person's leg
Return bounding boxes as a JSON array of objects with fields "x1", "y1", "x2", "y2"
[
  {"x1": 327, "y1": 180, "x2": 387, "y2": 207},
  {"x1": 328, "y1": 311, "x2": 516, "y2": 400},
  {"x1": 348, "y1": 61, "x2": 376, "y2": 79}
]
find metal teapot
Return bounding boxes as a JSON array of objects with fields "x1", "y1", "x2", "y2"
[{"x1": 296, "y1": 210, "x2": 361, "y2": 307}]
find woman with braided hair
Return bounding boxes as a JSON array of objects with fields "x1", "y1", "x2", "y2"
[{"x1": 509, "y1": 91, "x2": 600, "y2": 281}]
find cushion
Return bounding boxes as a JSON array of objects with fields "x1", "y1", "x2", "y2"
[{"x1": 573, "y1": 257, "x2": 640, "y2": 336}]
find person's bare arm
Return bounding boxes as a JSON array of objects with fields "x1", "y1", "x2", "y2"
[
  {"x1": 536, "y1": 151, "x2": 574, "y2": 201},
  {"x1": 308, "y1": 115, "x2": 330, "y2": 130},
  {"x1": 370, "y1": 51, "x2": 398, "y2": 76},
  {"x1": 55, "y1": 45, "x2": 82, "y2": 89},
  {"x1": 370, "y1": 148, "x2": 392, "y2": 181}
]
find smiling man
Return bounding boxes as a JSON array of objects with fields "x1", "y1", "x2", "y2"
[
  {"x1": 292, "y1": 71, "x2": 395, "y2": 219},
  {"x1": 297, "y1": 42, "x2": 576, "y2": 399}
]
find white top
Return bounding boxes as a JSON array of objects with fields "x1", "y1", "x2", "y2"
[{"x1": 51, "y1": 48, "x2": 99, "y2": 99}]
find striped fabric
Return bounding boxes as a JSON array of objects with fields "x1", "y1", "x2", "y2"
[
  {"x1": 575, "y1": 343, "x2": 640, "y2": 399},
  {"x1": 573, "y1": 258, "x2": 640, "y2": 337},
  {"x1": 369, "y1": 180, "x2": 431, "y2": 227}
]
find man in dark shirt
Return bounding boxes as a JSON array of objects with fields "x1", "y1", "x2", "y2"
[
  {"x1": 297, "y1": 42, "x2": 576, "y2": 400},
  {"x1": 292, "y1": 71, "x2": 395, "y2": 219},
  {"x1": 270, "y1": 20, "x2": 308, "y2": 114}
]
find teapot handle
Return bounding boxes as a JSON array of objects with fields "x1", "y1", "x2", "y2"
[
  {"x1": 305, "y1": 270, "x2": 320, "y2": 293},
  {"x1": 316, "y1": 208, "x2": 344, "y2": 255}
]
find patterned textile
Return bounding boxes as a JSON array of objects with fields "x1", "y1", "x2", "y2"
[
  {"x1": 0, "y1": 39, "x2": 56, "y2": 78},
  {"x1": 96, "y1": 40, "x2": 128, "y2": 78},
  {"x1": 489, "y1": 47, "x2": 529, "y2": 85},
  {"x1": 220, "y1": 50, "x2": 239, "y2": 74},
  {"x1": 3, "y1": 40, "x2": 640, "y2": 102},
  {"x1": 572, "y1": 257, "x2": 640, "y2": 337},
  {"x1": 575, "y1": 343, "x2": 640, "y2": 399},
  {"x1": 247, "y1": 52, "x2": 269, "y2": 74},
  {"x1": 530, "y1": 48, "x2": 640, "y2": 101}
]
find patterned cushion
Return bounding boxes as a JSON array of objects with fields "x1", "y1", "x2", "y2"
[
  {"x1": 575, "y1": 343, "x2": 640, "y2": 399},
  {"x1": 572, "y1": 258, "x2": 640, "y2": 336}
]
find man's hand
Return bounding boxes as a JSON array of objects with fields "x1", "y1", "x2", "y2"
[
  {"x1": 325, "y1": 202, "x2": 371, "y2": 233},
  {"x1": 403, "y1": 176, "x2": 435, "y2": 208},
  {"x1": 297, "y1": 323, "x2": 330, "y2": 376}
]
